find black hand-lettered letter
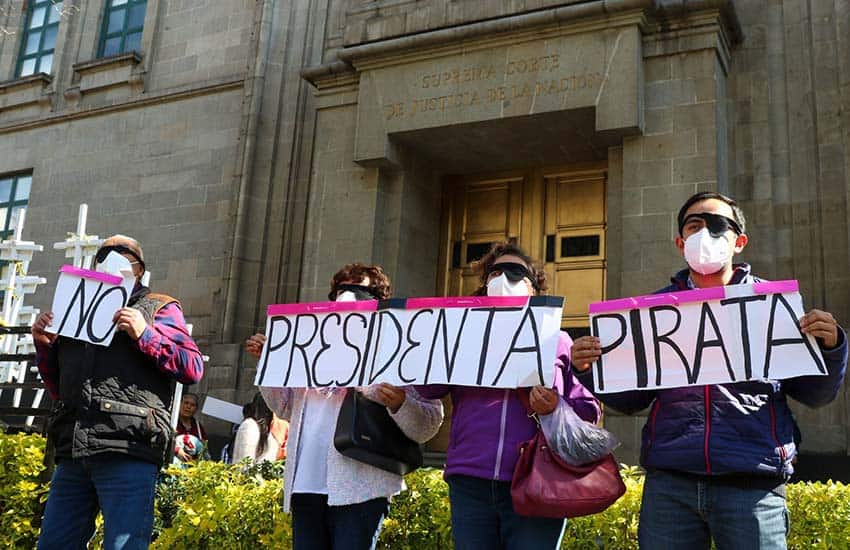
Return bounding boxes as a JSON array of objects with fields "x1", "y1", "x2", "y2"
[
  {"x1": 648, "y1": 305, "x2": 690, "y2": 386},
  {"x1": 311, "y1": 313, "x2": 341, "y2": 388},
  {"x1": 398, "y1": 309, "x2": 433, "y2": 384},
  {"x1": 424, "y1": 308, "x2": 471, "y2": 384},
  {"x1": 257, "y1": 316, "x2": 292, "y2": 386},
  {"x1": 284, "y1": 314, "x2": 319, "y2": 387},
  {"x1": 337, "y1": 313, "x2": 367, "y2": 386},
  {"x1": 720, "y1": 295, "x2": 767, "y2": 379},
  {"x1": 763, "y1": 293, "x2": 826, "y2": 378},
  {"x1": 590, "y1": 313, "x2": 627, "y2": 392},
  {"x1": 492, "y1": 307, "x2": 543, "y2": 387},
  {"x1": 368, "y1": 311, "x2": 403, "y2": 384},
  {"x1": 692, "y1": 302, "x2": 734, "y2": 384},
  {"x1": 86, "y1": 286, "x2": 129, "y2": 343}
]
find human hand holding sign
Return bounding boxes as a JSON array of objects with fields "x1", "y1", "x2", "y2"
[
  {"x1": 32, "y1": 311, "x2": 57, "y2": 347},
  {"x1": 245, "y1": 333, "x2": 266, "y2": 358},
  {"x1": 371, "y1": 383, "x2": 406, "y2": 413},
  {"x1": 570, "y1": 336, "x2": 602, "y2": 374},
  {"x1": 113, "y1": 307, "x2": 147, "y2": 340},
  {"x1": 800, "y1": 309, "x2": 840, "y2": 349}
]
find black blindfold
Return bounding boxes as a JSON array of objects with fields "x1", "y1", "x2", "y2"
[
  {"x1": 94, "y1": 245, "x2": 145, "y2": 269},
  {"x1": 486, "y1": 262, "x2": 539, "y2": 290},
  {"x1": 334, "y1": 284, "x2": 379, "y2": 301},
  {"x1": 680, "y1": 212, "x2": 742, "y2": 238}
]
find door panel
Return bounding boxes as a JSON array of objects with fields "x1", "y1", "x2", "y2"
[
  {"x1": 439, "y1": 166, "x2": 607, "y2": 326},
  {"x1": 543, "y1": 167, "x2": 607, "y2": 328},
  {"x1": 439, "y1": 175, "x2": 525, "y2": 297}
]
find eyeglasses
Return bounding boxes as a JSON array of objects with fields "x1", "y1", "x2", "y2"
[{"x1": 95, "y1": 244, "x2": 145, "y2": 269}]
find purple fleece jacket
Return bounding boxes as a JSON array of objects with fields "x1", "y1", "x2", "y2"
[{"x1": 417, "y1": 331, "x2": 601, "y2": 481}]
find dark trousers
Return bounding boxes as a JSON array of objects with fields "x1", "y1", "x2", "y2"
[
  {"x1": 447, "y1": 474, "x2": 566, "y2": 550},
  {"x1": 290, "y1": 493, "x2": 388, "y2": 550}
]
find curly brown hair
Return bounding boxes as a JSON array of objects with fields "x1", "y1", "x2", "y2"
[
  {"x1": 471, "y1": 242, "x2": 547, "y2": 296},
  {"x1": 328, "y1": 263, "x2": 392, "y2": 300}
]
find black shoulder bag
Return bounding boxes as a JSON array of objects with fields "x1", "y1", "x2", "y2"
[{"x1": 333, "y1": 390, "x2": 423, "y2": 476}]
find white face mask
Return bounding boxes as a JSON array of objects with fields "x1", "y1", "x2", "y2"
[
  {"x1": 487, "y1": 274, "x2": 530, "y2": 297},
  {"x1": 95, "y1": 251, "x2": 134, "y2": 278},
  {"x1": 335, "y1": 291, "x2": 357, "y2": 302},
  {"x1": 684, "y1": 227, "x2": 732, "y2": 275}
]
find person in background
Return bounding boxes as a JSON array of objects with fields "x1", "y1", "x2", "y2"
[
  {"x1": 175, "y1": 392, "x2": 207, "y2": 463},
  {"x1": 416, "y1": 242, "x2": 601, "y2": 550},
  {"x1": 571, "y1": 192, "x2": 848, "y2": 549},
  {"x1": 221, "y1": 401, "x2": 254, "y2": 464},
  {"x1": 246, "y1": 263, "x2": 444, "y2": 550},
  {"x1": 32, "y1": 235, "x2": 204, "y2": 550},
  {"x1": 231, "y1": 392, "x2": 281, "y2": 463}
]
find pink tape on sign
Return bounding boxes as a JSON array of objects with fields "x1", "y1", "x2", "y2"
[
  {"x1": 59, "y1": 265, "x2": 122, "y2": 286},
  {"x1": 753, "y1": 280, "x2": 798, "y2": 295},
  {"x1": 405, "y1": 296, "x2": 529, "y2": 310},
  {"x1": 589, "y1": 286, "x2": 726, "y2": 314},
  {"x1": 266, "y1": 300, "x2": 378, "y2": 316}
]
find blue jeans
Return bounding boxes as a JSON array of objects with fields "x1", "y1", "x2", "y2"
[
  {"x1": 37, "y1": 455, "x2": 158, "y2": 550},
  {"x1": 447, "y1": 474, "x2": 566, "y2": 550},
  {"x1": 290, "y1": 493, "x2": 388, "y2": 550},
  {"x1": 639, "y1": 469, "x2": 790, "y2": 550}
]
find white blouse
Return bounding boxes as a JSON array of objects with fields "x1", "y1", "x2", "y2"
[{"x1": 231, "y1": 418, "x2": 280, "y2": 463}]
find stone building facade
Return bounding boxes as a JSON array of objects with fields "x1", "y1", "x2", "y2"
[{"x1": 1, "y1": 0, "x2": 848, "y2": 471}]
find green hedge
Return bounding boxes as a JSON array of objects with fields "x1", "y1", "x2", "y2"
[{"x1": 2, "y1": 433, "x2": 849, "y2": 549}]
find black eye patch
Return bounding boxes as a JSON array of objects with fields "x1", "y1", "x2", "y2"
[
  {"x1": 335, "y1": 284, "x2": 378, "y2": 301},
  {"x1": 680, "y1": 213, "x2": 742, "y2": 238}
]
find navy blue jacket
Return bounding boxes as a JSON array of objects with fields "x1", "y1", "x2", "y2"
[{"x1": 576, "y1": 264, "x2": 848, "y2": 479}]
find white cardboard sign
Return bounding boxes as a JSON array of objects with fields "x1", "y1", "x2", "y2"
[
  {"x1": 254, "y1": 296, "x2": 565, "y2": 389},
  {"x1": 201, "y1": 396, "x2": 244, "y2": 424},
  {"x1": 46, "y1": 265, "x2": 136, "y2": 346},
  {"x1": 589, "y1": 280, "x2": 826, "y2": 393}
]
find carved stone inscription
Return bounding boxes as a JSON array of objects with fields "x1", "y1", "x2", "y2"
[{"x1": 354, "y1": 27, "x2": 642, "y2": 163}]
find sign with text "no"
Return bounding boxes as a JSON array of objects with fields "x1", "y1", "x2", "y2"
[{"x1": 46, "y1": 265, "x2": 136, "y2": 346}]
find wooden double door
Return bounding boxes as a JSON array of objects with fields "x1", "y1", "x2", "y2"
[{"x1": 437, "y1": 163, "x2": 607, "y2": 331}]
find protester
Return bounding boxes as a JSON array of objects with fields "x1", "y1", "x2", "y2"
[
  {"x1": 32, "y1": 234, "x2": 204, "y2": 550},
  {"x1": 221, "y1": 401, "x2": 254, "y2": 464},
  {"x1": 570, "y1": 191, "x2": 848, "y2": 549},
  {"x1": 416, "y1": 242, "x2": 601, "y2": 549},
  {"x1": 246, "y1": 263, "x2": 444, "y2": 550},
  {"x1": 175, "y1": 392, "x2": 207, "y2": 463},
  {"x1": 231, "y1": 392, "x2": 281, "y2": 463}
]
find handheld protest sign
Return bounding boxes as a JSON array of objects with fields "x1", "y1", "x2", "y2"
[
  {"x1": 253, "y1": 295, "x2": 565, "y2": 389},
  {"x1": 46, "y1": 265, "x2": 136, "y2": 346},
  {"x1": 589, "y1": 280, "x2": 826, "y2": 393},
  {"x1": 201, "y1": 396, "x2": 244, "y2": 424}
]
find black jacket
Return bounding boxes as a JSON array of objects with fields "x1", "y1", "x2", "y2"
[{"x1": 48, "y1": 288, "x2": 177, "y2": 467}]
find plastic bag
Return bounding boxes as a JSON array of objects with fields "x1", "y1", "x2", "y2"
[{"x1": 538, "y1": 400, "x2": 620, "y2": 466}]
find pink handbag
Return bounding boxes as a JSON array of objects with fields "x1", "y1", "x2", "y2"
[{"x1": 510, "y1": 391, "x2": 626, "y2": 518}]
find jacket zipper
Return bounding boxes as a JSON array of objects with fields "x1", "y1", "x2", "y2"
[
  {"x1": 768, "y1": 400, "x2": 787, "y2": 474},
  {"x1": 704, "y1": 386, "x2": 712, "y2": 475},
  {"x1": 493, "y1": 389, "x2": 510, "y2": 479},
  {"x1": 642, "y1": 401, "x2": 661, "y2": 464}
]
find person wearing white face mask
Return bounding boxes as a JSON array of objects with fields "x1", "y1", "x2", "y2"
[
  {"x1": 570, "y1": 192, "x2": 848, "y2": 550},
  {"x1": 416, "y1": 242, "x2": 601, "y2": 550},
  {"x1": 31, "y1": 235, "x2": 204, "y2": 550},
  {"x1": 244, "y1": 263, "x2": 443, "y2": 550}
]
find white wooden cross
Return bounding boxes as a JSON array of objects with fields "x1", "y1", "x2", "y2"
[
  {"x1": 0, "y1": 210, "x2": 46, "y2": 423},
  {"x1": 53, "y1": 204, "x2": 103, "y2": 269}
]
